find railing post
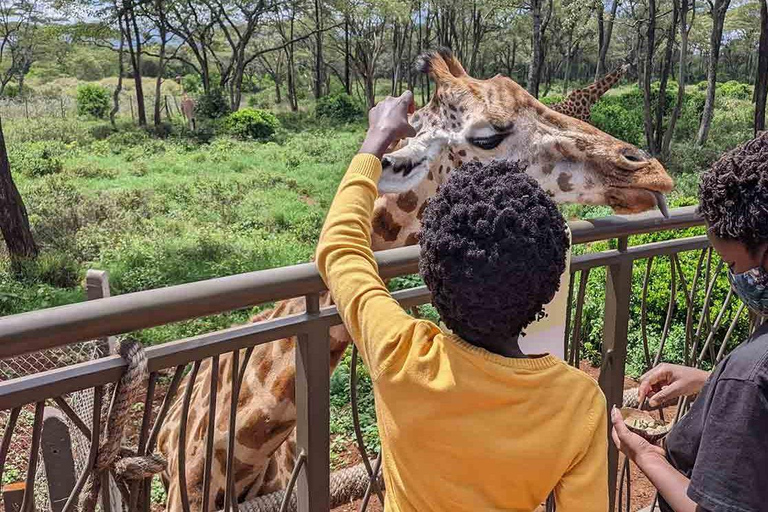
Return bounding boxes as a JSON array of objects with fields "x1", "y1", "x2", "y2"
[
  {"x1": 295, "y1": 294, "x2": 330, "y2": 512},
  {"x1": 84, "y1": 270, "x2": 121, "y2": 512},
  {"x1": 598, "y1": 237, "x2": 632, "y2": 511}
]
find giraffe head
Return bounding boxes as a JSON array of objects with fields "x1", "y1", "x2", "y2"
[{"x1": 380, "y1": 49, "x2": 673, "y2": 216}]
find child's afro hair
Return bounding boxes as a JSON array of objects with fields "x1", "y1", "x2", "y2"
[
  {"x1": 418, "y1": 159, "x2": 570, "y2": 343},
  {"x1": 699, "y1": 132, "x2": 768, "y2": 250}
]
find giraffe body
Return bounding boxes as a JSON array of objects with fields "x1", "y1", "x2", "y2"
[{"x1": 158, "y1": 50, "x2": 672, "y2": 510}]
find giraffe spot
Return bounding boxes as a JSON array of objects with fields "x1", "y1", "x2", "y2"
[
  {"x1": 449, "y1": 114, "x2": 456, "y2": 121},
  {"x1": 417, "y1": 201, "x2": 429, "y2": 220},
  {"x1": 427, "y1": 170, "x2": 434, "y2": 181},
  {"x1": 237, "y1": 414, "x2": 294, "y2": 450},
  {"x1": 215, "y1": 489, "x2": 225, "y2": 509},
  {"x1": 278, "y1": 337, "x2": 294, "y2": 352},
  {"x1": 271, "y1": 367, "x2": 296, "y2": 403},
  {"x1": 215, "y1": 448, "x2": 227, "y2": 470},
  {"x1": 458, "y1": 105, "x2": 466, "y2": 113},
  {"x1": 557, "y1": 173, "x2": 574, "y2": 193},
  {"x1": 472, "y1": 156, "x2": 480, "y2": 162},
  {"x1": 541, "y1": 162, "x2": 555, "y2": 175},
  {"x1": 256, "y1": 357, "x2": 273, "y2": 384},
  {"x1": 396, "y1": 191, "x2": 419, "y2": 212},
  {"x1": 373, "y1": 208, "x2": 402, "y2": 242},
  {"x1": 455, "y1": 160, "x2": 463, "y2": 167},
  {"x1": 448, "y1": 104, "x2": 457, "y2": 112},
  {"x1": 458, "y1": 150, "x2": 467, "y2": 157},
  {"x1": 404, "y1": 232, "x2": 419, "y2": 246},
  {"x1": 448, "y1": 153, "x2": 454, "y2": 161},
  {"x1": 438, "y1": 165, "x2": 444, "y2": 174},
  {"x1": 234, "y1": 457, "x2": 255, "y2": 481}
]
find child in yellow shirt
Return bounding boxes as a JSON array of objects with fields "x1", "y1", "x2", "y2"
[{"x1": 316, "y1": 92, "x2": 608, "y2": 512}]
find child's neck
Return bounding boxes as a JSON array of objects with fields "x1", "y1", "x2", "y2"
[{"x1": 472, "y1": 336, "x2": 528, "y2": 359}]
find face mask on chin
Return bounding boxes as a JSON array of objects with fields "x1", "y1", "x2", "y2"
[{"x1": 728, "y1": 264, "x2": 768, "y2": 317}]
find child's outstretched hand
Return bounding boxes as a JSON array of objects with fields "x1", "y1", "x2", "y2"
[{"x1": 359, "y1": 91, "x2": 417, "y2": 159}]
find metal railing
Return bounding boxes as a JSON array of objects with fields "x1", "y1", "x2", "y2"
[{"x1": 0, "y1": 205, "x2": 746, "y2": 512}]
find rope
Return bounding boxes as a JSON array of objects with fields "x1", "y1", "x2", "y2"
[
  {"x1": 79, "y1": 340, "x2": 167, "y2": 511},
  {"x1": 237, "y1": 461, "x2": 385, "y2": 512}
]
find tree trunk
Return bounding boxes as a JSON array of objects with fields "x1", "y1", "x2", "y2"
[
  {"x1": 0, "y1": 118, "x2": 37, "y2": 268},
  {"x1": 755, "y1": 0, "x2": 768, "y2": 134},
  {"x1": 642, "y1": 0, "x2": 657, "y2": 154},
  {"x1": 153, "y1": 20, "x2": 167, "y2": 127},
  {"x1": 696, "y1": 0, "x2": 731, "y2": 145},
  {"x1": 314, "y1": 0, "x2": 324, "y2": 99},
  {"x1": 344, "y1": 16, "x2": 351, "y2": 94},
  {"x1": 527, "y1": 0, "x2": 543, "y2": 97},
  {"x1": 596, "y1": 0, "x2": 621, "y2": 80},
  {"x1": 654, "y1": 0, "x2": 678, "y2": 152},
  {"x1": 123, "y1": 0, "x2": 146, "y2": 126},
  {"x1": 662, "y1": 0, "x2": 690, "y2": 158},
  {"x1": 110, "y1": 23, "x2": 125, "y2": 129}
]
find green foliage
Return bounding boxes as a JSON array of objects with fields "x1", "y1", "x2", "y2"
[
  {"x1": 182, "y1": 74, "x2": 202, "y2": 95},
  {"x1": 718, "y1": 80, "x2": 752, "y2": 100},
  {"x1": 225, "y1": 108, "x2": 280, "y2": 140},
  {"x1": 316, "y1": 93, "x2": 363, "y2": 122},
  {"x1": 151, "y1": 476, "x2": 167, "y2": 505},
  {"x1": 194, "y1": 87, "x2": 230, "y2": 120},
  {"x1": 590, "y1": 102, "x2": 642, "y2": 145},
  {"x1": 8, "y1": 141, "x2": 67, "y2": 177},
  {"x1": 540, "y1": 94, "x2": 564, "y2": 106},
  {"x1": 2, "y1": 83, "x2": 34, "y2": 98},
  {"x1": 76, "y1": 84, "x2": 111, "y2": 119}
]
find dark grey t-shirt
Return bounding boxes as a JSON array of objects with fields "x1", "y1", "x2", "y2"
[{"x1": 659, "y1": 325, "x2": 768, "y2": 512}]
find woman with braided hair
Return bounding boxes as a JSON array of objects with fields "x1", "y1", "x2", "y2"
[{"x1": 611, "y1": 133, "x2": 768, "y2": 512}]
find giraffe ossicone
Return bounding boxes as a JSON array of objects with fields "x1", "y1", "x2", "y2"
[{"x1": 158, "y1": 48, "x2": 674, "y2": 512}]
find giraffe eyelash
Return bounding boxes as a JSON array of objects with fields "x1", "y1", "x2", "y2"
[{"x1": 467, "y1": 133, "x2": 509, "y2": 150}]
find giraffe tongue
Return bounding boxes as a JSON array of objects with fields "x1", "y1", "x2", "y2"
[{"x1": 652, "y1": 191, "x2": 670, "y2": 219}]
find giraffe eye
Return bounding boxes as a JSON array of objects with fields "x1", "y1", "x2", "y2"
[{"x1": 468, "y1": 133, "x2": 508, "y2": 150}]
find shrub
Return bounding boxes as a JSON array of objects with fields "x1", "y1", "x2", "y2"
[
  {"x1": 225, "y1": 109, "x2": 280, "y2": 140},
  {"x1": 76, "y1": 84, "x2": 111, "y2": 119},
  {"x1": 718, "y1": 80, "x2": 751, "y2": 100},
  {"x1": 540, "y1": 94, "x2": 564, "y2": 107},
  {"x1": 182, "y1": 74, "x2": 202, "y2": 95},
  {"x1": 590, "y1": 102, "x2": 643, "y2": 145},
  {"x1": 194, "y1": 87, "x2": 230, "y2": 120},
  {"x1": 20, "y1": 252, "x2": 81, "y2": 288},
  {"x1": 316, "y1": 93, "x2": 362, "y2": 122},
  {"x1": 2, "y1": 83, "x2": 34, "y2": 98},
  {"x1": 8, "y1": 141, "x2": 67, "y2": 177}
]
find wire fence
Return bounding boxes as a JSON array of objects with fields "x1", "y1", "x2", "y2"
[{"x1": 0, "y1": 94, "x2": 188, "y2": 123}]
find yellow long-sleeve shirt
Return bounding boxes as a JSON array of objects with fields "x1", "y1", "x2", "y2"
[{"x1": 316, "y1": 154, "x2": 609, "y2": 512}]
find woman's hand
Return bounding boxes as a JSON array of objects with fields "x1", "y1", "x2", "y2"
[
  {"x1": 610, "y1": 406, "x2": 666, "y2": 463},
  {"x1": 359, "y1": 91, "x2": 417, "y2": 159},
  {"x1": 638, "y1": 363, "x2": 710, "y2": 408}
]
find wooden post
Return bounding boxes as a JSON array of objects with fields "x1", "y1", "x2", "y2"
[
  {"x1": 41, "y1": 408, "x2": 76, "y2": 512},
  {"x1": 129, "y1": 97, "x2": 135, "y2": 122},
  {"x1": 598, "y1": 237, "x2": 633, "y2": 510},
  {"x1": 24, "y1": 98, "x2": 29, "y2": 120},
  {"x1": 84, "y1": 270, "x2": 121, "y2": 511},
  {"x1": 3, "y1": 482, "x2": 27, "y2": 512},
  {"x1": 165, "y1": 95, "x2": 171, "y2": 120},
  {"x1": 60, "y1": 97, "x2": 65, "y2": 118}
]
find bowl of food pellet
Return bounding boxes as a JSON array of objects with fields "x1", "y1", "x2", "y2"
[{"x1": 620, "y1": 408, "x2": 672, "y2": 443}]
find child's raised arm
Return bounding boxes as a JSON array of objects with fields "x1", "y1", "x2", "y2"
[{"x1": 316, "y1": 93, "x2": 436, "y2": 379}]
